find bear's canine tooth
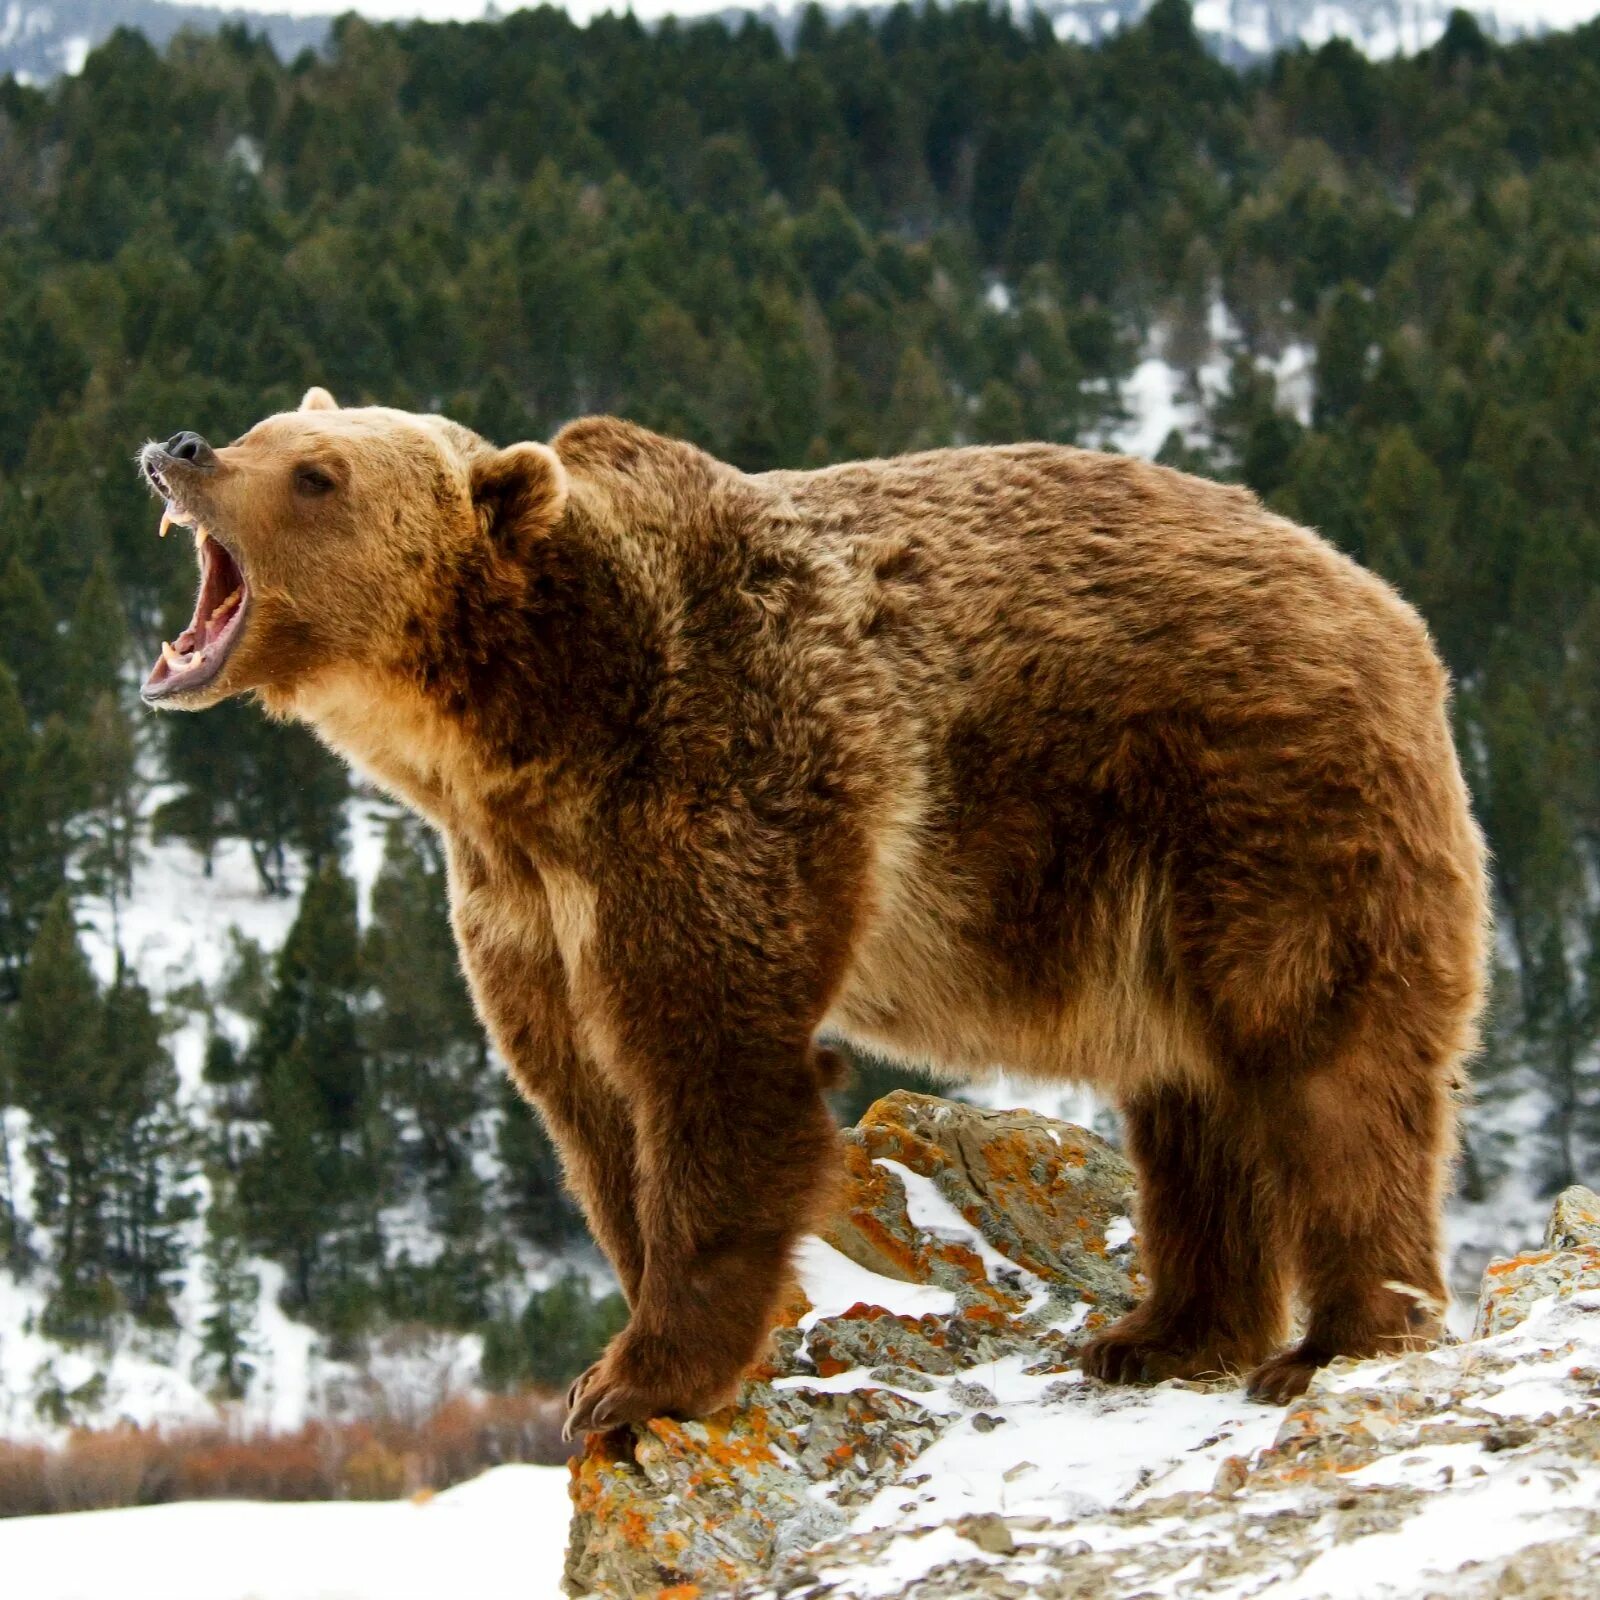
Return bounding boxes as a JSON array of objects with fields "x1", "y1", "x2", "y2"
[
  {"x1": 160, "y1": 640, "x2": 182, "y2": 668},
  {"x1": 159, "y1": 506, "x2": 174, "y2": 538}
]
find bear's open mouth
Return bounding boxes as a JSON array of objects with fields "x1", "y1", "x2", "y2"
[{"x1": 141, "y1": 499, "x2": 249, "y2": 702}]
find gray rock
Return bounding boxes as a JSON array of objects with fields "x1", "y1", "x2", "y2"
[{"x1": 1546, "y1": 1185, "x2": 1600, "y2": 1251}]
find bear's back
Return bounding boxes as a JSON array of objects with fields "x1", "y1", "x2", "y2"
[{"x1": 755, "y1": 442, "x2": 1442, "y2": 744}]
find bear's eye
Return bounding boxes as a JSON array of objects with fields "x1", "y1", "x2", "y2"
[{"x1": 294, "y1": 464, "x2": 336, "y2": 497}]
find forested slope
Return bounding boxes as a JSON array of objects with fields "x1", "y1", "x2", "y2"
[{"x1": 2, "y1": 0, "x2": 1599, "y2": 1426}]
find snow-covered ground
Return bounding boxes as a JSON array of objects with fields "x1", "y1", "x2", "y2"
[{"x1": 0, "y1": 1462, "x2": 573, "y2": 1600}]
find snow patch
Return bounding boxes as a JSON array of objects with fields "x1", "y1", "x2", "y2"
[
  {"x1": 0, "y1": 1463, "x2": 573, "y2": 1600},
  {"x1": 791, "y1": 1235, "x2": 958, "y2": 1330}
]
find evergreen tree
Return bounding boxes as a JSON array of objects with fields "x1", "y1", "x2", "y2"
[
  {"x1": 98, "y1": 968, "x2": 195, "y2": 1324},
  {"x1": 0, "y1": 1022, "x2": 31, "y2": 1274},
  {"x1": 480, "y1": 1271, "x2": 628, "y2": 1390},
  {"x1": 159, "y1": 704, "x2": 349, "y2": 893},
  {"x1": 496, "y1": 1075, "x2": 588, "y2": 1254},
  {"x1": 0, "y1": 666, "x2": 54, "y2": 995},
  {"x1": 63, "y1": 556, "x2": 125, "y2": 712},
  {"x1": 76, "y1": 691, "x2": 142, "y2": 953},
  {"x1": 237, "y1": 862, "x2": 387, "y2": 1331},
  {"x1": 884, "y1": 346, "x2": 953, "y2": 454},
  {"x1": 0, "y1": 553, "x2": 56, "y2": 723},
  {"x1": 196, "y1": 1163, "x2": 259, "y2": 1401},
  {"x1": 364, "y1": 818, "x2": 504, "y2": 1324},
  {"x1": 10, "y1": 899, "x2": 194, "y2": 1335},
  {"x1": 11, "y1": 897, "x2": 109, "y2": 1336}
]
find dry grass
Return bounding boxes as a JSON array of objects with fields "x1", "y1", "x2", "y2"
[{"x1": 0, "y1": 1390, "x2": 572, "y2": 1518}]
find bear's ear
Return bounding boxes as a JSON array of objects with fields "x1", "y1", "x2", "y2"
[
  {"x1": 471, "y1": 442, "x2": 570, "y2": 550},
  {"x1": 300, "y1": 386, "x2": 339, "y2": 412}
]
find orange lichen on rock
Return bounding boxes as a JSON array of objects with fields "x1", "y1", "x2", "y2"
[
  {"x1": 1474, "y1": 1242, "x2": 1600, "y2": 1338},
  {"x1": 823, "y1": 1093, "x2": 1138, "y2": 1326}
]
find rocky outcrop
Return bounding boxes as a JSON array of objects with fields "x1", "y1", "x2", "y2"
[
  {"x1": 564, "y1": 1091, "x2": 1139, "y2": 1597},
  {"x1": 1473, "y1": 1182, "x2": 1600, "y2": 1338},
  {"x1": 564, "y1": 1106, "x2": 1600, "y2": 1600},
  {"x1": 822, "y1": 1092, "x2": 1139, "y2": 1319}
]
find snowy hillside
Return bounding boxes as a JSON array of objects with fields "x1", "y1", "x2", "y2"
[
  {"x1": 1048, "y1": 0, "x2": 1600, "y2": 58},
  {"x1": 5, "y1": 0, "x2": 1600, "y2": 84},
  {"x1": 0, "y1": 0, "x2": 324, "y2": 81},
  {"x1": 8, "y1": 1182, "x2": 1600, "y2": 1600},
  {"x1": 0, "y1": 796, "x2": 500, "y2": 1441}
]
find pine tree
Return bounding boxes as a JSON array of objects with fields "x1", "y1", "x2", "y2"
[
  {"x1": 1313, "y1": 284, "x2": 1371, "y2": 426},
  {"x1": 196, "y1": 1164, "x2": 259, "y2": 1401},
  {"x1": 76, "y1": 691, "x2": 142, "y2": 954},
  {"x1": 972, "y1": 379, "x2": 1025, "y2": 444},
  {"x1": 0, "y1": 1022, "x2": 32, "y2": 1274},
  {"x1": 480, "y1": 1271, "x2": 628, "y2": 1390},
  {"x1": 0, "y1": 554, "x2": 56, "y2": 723},
  {"x1": 363, "y1": 818, "x2": 502, "y2": 1324},
  {"x1": 884, "y1": 346, "x2": 953, "y2": 454},
  {"x1": 158, "y1": 704, "x2": 348, "y2": 893},
  {"x1": 12, "y1": 897, "x2": 117, "y2": 1338},
  {"x1": 63, "y1": 556, "x2": 125, "y2": 713},
  {"x1": 237, "y1": 862, "x2": 388, "y2": 1332},
  {"x1": 0, "y1": 665, "x2": 46, "y2": 995},
  {"x1": 11, "y1": 898, "x2": 195, "y2": 1335},
  {"x1": 497, "y1": 1075, "x2": 587, "y2": 1254},
  {"x1": 99, "y1": 969, "x2": 196, "y2": 1325},
  {"x1": 1361, "y1": 427, "x2": 1450, "y2": 613},
  {"x1": 1208, "y1": 352, "x2": 1302, "y2": 496}
]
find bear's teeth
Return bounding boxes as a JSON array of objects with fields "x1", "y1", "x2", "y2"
[
  {"x1": 160, "y1": 640, "x2": 182, "y2": 668},
  {"x1": 211, "y1": 588, "x2": 241, "y2": 622},
  {"x1": 159, "y1": 504, "x2": 201, "y2": 539}
]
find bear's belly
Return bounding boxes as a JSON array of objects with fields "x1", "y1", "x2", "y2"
[{"x1": 821, "y1": 848, "x2": 1214, "y2": 1100}]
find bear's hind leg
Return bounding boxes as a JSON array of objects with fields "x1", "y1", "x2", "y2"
[
  {"x1": 1247, "y1": 1028, "x2": 1453, "y2": 1403},
  {"x1": 1081, "y1": 1083, "x2": 1287, "y2": 1384}
]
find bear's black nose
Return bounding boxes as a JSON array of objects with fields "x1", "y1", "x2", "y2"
[{"x1": 164, "y1": 431, "x2": 217, "y2": 470}]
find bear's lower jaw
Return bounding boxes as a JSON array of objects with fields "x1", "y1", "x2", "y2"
[{"x1": 142, "y1": 532, "x2": 250, "y2": 704}]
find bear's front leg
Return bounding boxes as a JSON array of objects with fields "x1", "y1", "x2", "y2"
[{"x1": 561, "y1": 1025, "x2": 840, "y2": 1439}]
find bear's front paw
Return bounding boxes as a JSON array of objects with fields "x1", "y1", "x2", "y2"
[{"x1": 561, "y1": 1327, "x2": 741, "y2": 1441}]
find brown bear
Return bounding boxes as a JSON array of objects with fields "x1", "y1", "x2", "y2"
[{"x1": 138, "y1": 391, "x2": 1488, "y2": 1436}]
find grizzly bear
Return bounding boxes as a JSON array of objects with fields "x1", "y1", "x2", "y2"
[{"x1": 138, "y1": 391, "x2": 1488, "y2": 1436}]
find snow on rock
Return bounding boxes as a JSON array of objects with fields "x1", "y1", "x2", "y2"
[
  {"x1": 0, "y1": 1462, "x2": 573, "y2": 1600},
  {"x1": 563, "y1": 1091, "x2": 1142, "y2": 1596},
  {"x1": 1472, "y1": 1183, "x2": 1600, "y2": 1338},
  {"x1": 563, "y1": 1108, "x2": 1600, "y2": 1600}
]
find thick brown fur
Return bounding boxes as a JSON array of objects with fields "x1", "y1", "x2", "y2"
[{"x1": 142, "y1": 392, "x2": 1489, "y2": 1430}]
